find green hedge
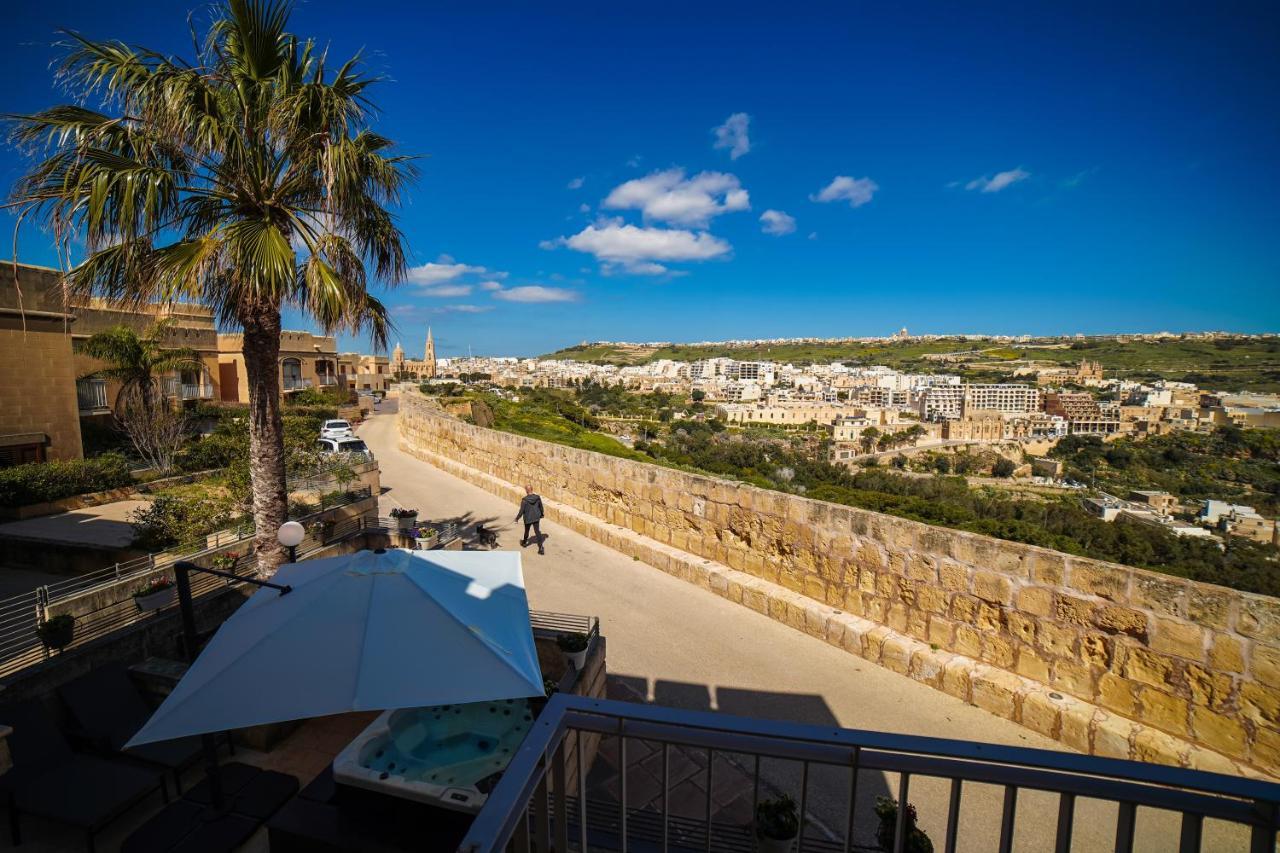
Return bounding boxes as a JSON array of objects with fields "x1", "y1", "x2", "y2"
[{"x1": 0, "y1": 453, "x2": 134, "y2": 507}]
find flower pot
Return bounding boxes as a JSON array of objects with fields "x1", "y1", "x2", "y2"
[
  {"x1": 134, "y1": 587, "x2": 177, "y2": 612},
  {"x1": 37, "y1": 617, "x2": 75, "y2": 651},
  {"x1": 396, "y1": 516, "x2": 417, "y2": 531},
  {"x1": 565, "y1": 649, "x2": 588, "y2": 671},
  {"x1": 755, "y1": 835, "x2": 796, "y2": 853}
]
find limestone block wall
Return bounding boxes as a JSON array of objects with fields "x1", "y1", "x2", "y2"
[{"x1": 399, "y1": 393, "x2": 1280, "y2": 777}]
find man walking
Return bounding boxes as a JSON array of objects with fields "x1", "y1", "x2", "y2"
[{"x1": 514, "y1": 485, "x2": 546, "y2": 555}]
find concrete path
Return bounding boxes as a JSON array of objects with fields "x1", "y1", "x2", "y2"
[
  {"x1": 0, "y1": 498, "x2": 148, "y2": 548},
  {"x1": 358, "y1": 403, "x2": 1242, "y2": 852}
]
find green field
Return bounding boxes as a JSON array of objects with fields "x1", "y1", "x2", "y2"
[{"x1": 543, "y1": 336, "x2": 1280, "y2": 392}]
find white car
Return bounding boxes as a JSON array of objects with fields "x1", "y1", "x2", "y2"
[
  {"x1": 317, "y1": 437, "x2": 372, "y2": 460},
  {"x1": 321, "y1": 419, "x2": 355, "y2": 439}
]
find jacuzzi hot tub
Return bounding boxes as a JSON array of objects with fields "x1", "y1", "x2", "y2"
[{"x1": 332, "y1": 698, "x2": 535, "y2": 813}]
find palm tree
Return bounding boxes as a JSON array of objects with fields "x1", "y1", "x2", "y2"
[
  {"x1": 79, "y1": 321, "x2": 204, "y2": 413},
  {"x1": 6, "y1": 0, "x2": 413, "y2": 571}
]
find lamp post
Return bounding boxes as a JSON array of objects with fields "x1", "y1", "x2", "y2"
[
  {"x1": 276, "y1": 521, "x2": 305, "y2": 564},
  {"x1": 172, "y1": 560, "x2": 291, "y2": 813}
]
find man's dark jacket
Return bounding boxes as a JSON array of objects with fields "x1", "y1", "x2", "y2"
[{"x1": 516, "y1": 494, "x2": 545, "y2": 523}]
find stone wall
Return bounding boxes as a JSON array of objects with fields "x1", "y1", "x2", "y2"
[{"x1": 399, "y1": 392, "x2": 1280, "y2": 778}]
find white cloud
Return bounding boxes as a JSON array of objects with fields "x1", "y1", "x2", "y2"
[
  {"x1": 965, "y1": 168, "x2": 1030, "y2": 193},
  {"x1": 478, "y1": 281, "x2": 504, "y2": 291},
  {"x1": 406, "y1": 255, "x2": 498, "y2": 285},
  {"x1": 603, "y1": 168, "x2": 749, "y2": 227},
  {"x1": 578, "y1": 203, "x2": 591, "y2": 213},
  {"x1": 567, "y1": 176, "x2": 585, "y2": 190},
  {"x1": 712, "y1": 112, "x2": 750, "y2": 160},
  {"x1": 807, "y1": 232, "x2": 818, "y2": 241},
  {"x1": 810, "y1": 176, "x2": 879, "y2": 208},
  {"x1": 492, "y1": 286, "x2": 580, "y2": 304},
  {"x1": 429, "y1": 304, "x2": 493, "y2": 314},
  {"x1": 759, "y1": 209, "x2": 796, "y2": 236},
  {"x1": 547, "y1": 220, "x2": 731, "y2": 275},
  {"x1": 419, "y1": 284, "x2": 472, "y2": 297}
]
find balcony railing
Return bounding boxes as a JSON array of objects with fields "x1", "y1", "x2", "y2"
[
  {"x1": 180, "y1": 383, "x2": 213, "y2": 400},
  {"x1": 458, "y1": 695, "x2": 1280, "y2": 853},
  {"x1": 76, "y1": 378, "x2": 109, "y2": 412},
  {"x1": 283, "y1": 377, "x2": 313, "y2": 391},
  {"x1": 318, "y1": 374, "x2": 338, "y2": 386}
]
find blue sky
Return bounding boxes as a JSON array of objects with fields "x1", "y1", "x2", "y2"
[{"x1": 3, "y1": 1, "x2": 1278, "y2": 358}]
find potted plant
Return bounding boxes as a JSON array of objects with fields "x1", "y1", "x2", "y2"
[
  {"x1": 531, "y1": 676, "x2": 559, "y2": 716},
  {"x1": 556, "y1": 632, "x2": 590, "y2": 670},
  {"x1": 390, "y1": 507, "x2": 419, "y2": 531},
  {"x1": 755, "y1": 794, "x2": 799, "y2": 853},
  {"x1": 874, "y1": 796, "x2": 933, "y2": 853},
  {"x1": 133, "y1": 576, "x2": 178, "y2": 612},
  {"x1": 36, "y1": 613, "x2": 75, "y2": 653},
  {"x1": 210, "y1": 551, "x2": 239, "y2": 573}
]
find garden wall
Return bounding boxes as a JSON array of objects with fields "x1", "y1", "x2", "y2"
[{"x1": 399, "y1": 392, "x2": 1280, "y2": 778}]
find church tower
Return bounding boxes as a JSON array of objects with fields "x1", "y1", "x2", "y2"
[
  {"x1": 424, "y1": 327, "x2": 437, "y2": 378},
  {"x1": 392, "y1": 341, "x2": 405, "y2": 374}
]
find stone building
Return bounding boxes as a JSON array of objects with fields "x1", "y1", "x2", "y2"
[
  {"x1": 1, "y1": 262, "x2": 221, "y2": 464},
  {"x1": 216, "y1": 330, "x2": 339, "y2": 402},
  {"x1": 390, "y1": 327, "x2": 438, "y2": 379},
  {"x1": 0, "y1": 263, "x2": 83, "y2": 463}
]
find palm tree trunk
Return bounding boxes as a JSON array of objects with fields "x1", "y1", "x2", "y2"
[{"x1": 240, "y1": 303, "x2": 288, "y2": 575}]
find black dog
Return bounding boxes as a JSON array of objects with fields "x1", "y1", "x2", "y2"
[{"x1": 474, "y1": 523, "x2": 499, "y2": 549}]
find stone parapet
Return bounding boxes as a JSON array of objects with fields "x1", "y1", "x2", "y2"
[{"x1": 398, "y1": 393, "x2": 1280, "y2": 778}]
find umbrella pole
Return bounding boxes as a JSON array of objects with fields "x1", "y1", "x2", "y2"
[
  {"x1": 172, "y1": 560, "x2": 293, "y2": 814},
  {"x1": 175, "y1": 563, "x2": 227, "y2": 811}
]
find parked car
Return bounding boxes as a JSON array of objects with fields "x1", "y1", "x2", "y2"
[
  {"x1": 320, "y1": 419, "x2": 355, "y2": 439},
  {"x1": 316, "y1": 437, "x2": 373, "y2": 460}
]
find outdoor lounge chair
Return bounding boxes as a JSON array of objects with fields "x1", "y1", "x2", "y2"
[
  {"x1": 57, "y1": 662, "x2": 208, "y2": 795},
  {"x1": 0, "y1": 699, "x2": 167, "y2": 852}
]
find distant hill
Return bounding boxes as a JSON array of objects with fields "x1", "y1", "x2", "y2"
[{"x1": 541, "y1": 336, "x2": 1280, "y2": 392}]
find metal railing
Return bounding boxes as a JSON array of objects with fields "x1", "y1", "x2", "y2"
[
  {"x1": 458, "y1": 695, "x2": 1280, "y2": 853},
  {"x1": 76, "y1": 377, "x2": 109, "y2": 411},
  {"x1": 283, "y1": 377, "x2": 313, "y2": 391},
  {"x1": 288, "y1": 458, "x2": 377, "y2": 493},
  {"x1": 0, "y1": 488, "x2": 375, "y2": 681}
]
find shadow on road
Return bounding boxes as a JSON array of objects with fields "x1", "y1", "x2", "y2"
[{"x1": 603, "y1": 672, "x2": 892, "y2": 847}]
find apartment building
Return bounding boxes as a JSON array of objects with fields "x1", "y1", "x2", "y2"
[
  {"x1": 1043, "y1": 392, "x2": 1121, "y2": 435},
  {"x1": 1, "y1": 262, "x2": 222, "y2": 464},
  {"x1": 922, "y1": 383, "x2": 1040, "y2": 418},
  {"x1": 0, "y1": 263, "x2": 83, "y2": 463},
  {"x1": 74, "y1": 298, "x2": 220, "y2": 419},
  {"x1": 217, "y1": 331, "x2": 339, "y2": 402}
]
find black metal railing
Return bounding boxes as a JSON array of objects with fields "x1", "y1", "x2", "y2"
[{"x1": 458, "y1": 695, "x2": 1280, "y2": 853}]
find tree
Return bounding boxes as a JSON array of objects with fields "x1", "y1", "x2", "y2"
[
  {"x1": 861, "y1": 427, "x2": 880, "y2": 454},
  {"x1": 992, "y1": 457, "x2": 1017, "y2": 478},
  {"x1": 79, "y1": 322, "x2": 203, "y2": 414},
  {"x1": 7, "y1": 1, "x2": 412, "y2": 571},
  {"x1": 690, "y1": 389, "x2": 706, "y2": 402},
  {"x1": 117, "y1": 396, "x2": 189, "y2": 474}
]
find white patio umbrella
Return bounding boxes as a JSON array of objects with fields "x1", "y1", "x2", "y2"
[{"x1": 127, "y1": 548, "x2": 545, "y2": 747}]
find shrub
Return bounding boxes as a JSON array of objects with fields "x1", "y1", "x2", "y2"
[
  {"x1": 130, "y1": 492, "x2": 238, "y2": 551},
  {"x1": 992, "y1": 458, "x2": 1017, "y2": 478},
  {"x1": 755, "y1": 795, "x2": 799, "y2": 840},
  {"x1": 0, "y1": 453, "x2": 133, "y2": 507},
  {"x1": 133, "y1": 576, "x2": 176, "y2": 597},
  {"x1": 556, "y1": 632, "x2": 589, "y2": 653},
  {"x1": 36, "y1": 614, "x2": 75, "y2": 651},
  {"x1": 874, "y1": 797, "x2": 933, "y2": 853}
]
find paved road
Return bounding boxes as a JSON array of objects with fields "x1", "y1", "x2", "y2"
[{"x1": 358, "y1": 402, "x2": 1234, "y2": 852}]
